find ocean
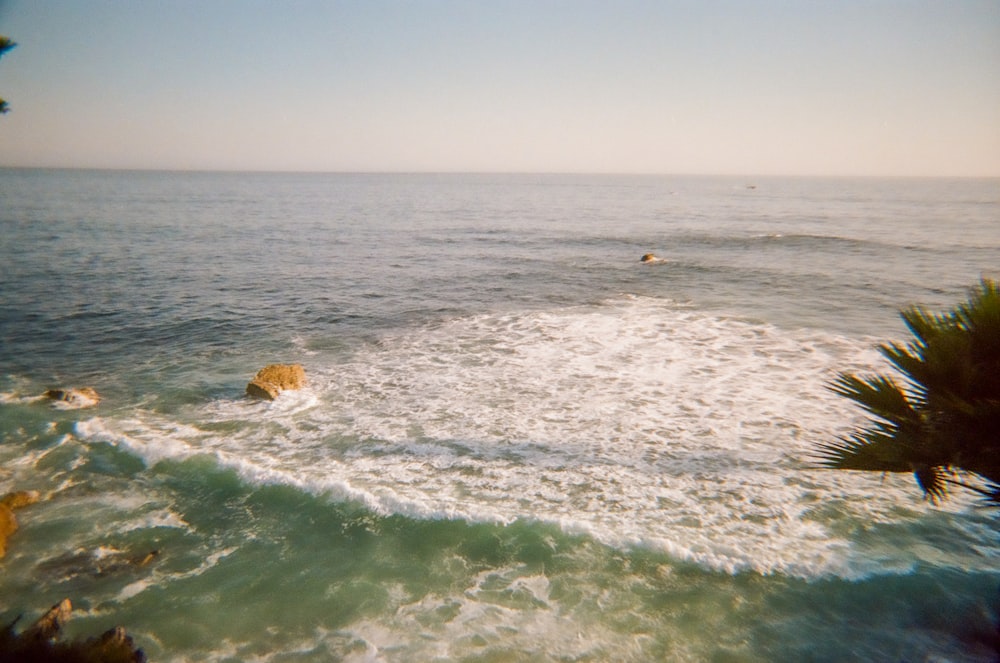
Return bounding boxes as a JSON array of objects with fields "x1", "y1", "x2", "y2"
[{"x1": 0, "y1": 169, "x2": 998, "y2": 662}]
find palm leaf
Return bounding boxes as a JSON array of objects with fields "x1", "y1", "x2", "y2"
[
  {"x1": 815, "y1": 430, "x2": 911, "y2": 473},
  {"x1": 829, "y1": 373, "x2": 916, "y2": 423},
  {"x1": 913, "y1": 465, "x2": 949, "y2": 504},
  {"x1": 983, "y1": 482, "x2": 1000, "y2": 507},
  {"x1": 819, "y1": 280, "x2": 1000, "y2": 507}
]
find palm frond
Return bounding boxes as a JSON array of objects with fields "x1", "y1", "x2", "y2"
[
  {"x1": 957, "y1": 279, "x2": 1000, "y2": 334},
  {"x1": 983, "y1": 482, "x2": 1000, "y2": 507},
  {"x1": 898, "y1": 305, "x2": 942, "y2": 352},
  {"x1": 818, "y1": 280, "x2": 1000, "y2": 508},
  {"x1": 913, "y1": 465, "x2": 949, "y2": 504},
  {"x1": 814, "y1": 431, "x2": 912, "y2": 473},
  {"x1": 829, "y1": 373, "x2": 916, "y2": 423},
  {"x1": 879, "y1": 340, "x2": 925, "y2": 383},
  {"x1": 0, "y1": 36, "x2": 16, "y2": 57}
]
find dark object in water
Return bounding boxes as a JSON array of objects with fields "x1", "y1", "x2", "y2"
[
  {"x1": 43, "y1": 387, "x2": 101, "y2": 408},
  {"x1": 0, "y1": 598, "x2": 146, "y2": 662},
  {"x1": 35, "y1": 548, "x2": 160, "y2": 581}
]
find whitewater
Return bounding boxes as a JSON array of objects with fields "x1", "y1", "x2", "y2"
[{"x1": 1, "y1": 170, "x2": 998, "y2": 661}]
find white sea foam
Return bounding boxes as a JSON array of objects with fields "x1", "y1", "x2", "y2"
[
  {"x1": 111, "y1": 545, "x2": 238, "y2": 604},
  {"x1": 0, "y1": 390, "x2": 99, "y2": 409},
  {"x1": 119, "y1": 507, "x2": 190, "y2": 532},
  {"x1": 0, "y1": 392, "x2": 46, "y2": 406},
  {"x1": 339, "y1": 564, "x2": 653, "y2": 662},
  {"x1": 73, "y1": 296, "x2": 994, "y2": 579}
]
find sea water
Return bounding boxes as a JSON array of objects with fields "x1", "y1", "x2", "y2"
[{"x1": 0, "y1": 170, "x2": 998, "y2": 661}]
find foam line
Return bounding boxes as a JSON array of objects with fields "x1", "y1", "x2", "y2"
[{"x1": 73, "y1": 296, "x2": 994, "y2": 578}]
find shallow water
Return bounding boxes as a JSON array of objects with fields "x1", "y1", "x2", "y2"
[{"x1": 1, "y1": 170, "x2": 999, "y2": 661}]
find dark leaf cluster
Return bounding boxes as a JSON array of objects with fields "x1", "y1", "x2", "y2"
[
  {"x1": 0, "y1": 35, "x2": 15, "y2": 114},
  {"x1": 817, "y1": 279, "x2": 1000, "y2": 506}
]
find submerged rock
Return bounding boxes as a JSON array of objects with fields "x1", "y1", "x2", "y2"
[
  {"x1": 246, "y1": 364, "x2": 307, "y2": 400},
  {"x1": 0, "y1": 491, "x2": 40, "y2": 559},
  {"x1": 43, "y1": 387, "x2": 101, "y2": 409},
  {"x1": 36, "y1": 548, "x2": 160, "y2": 581}
]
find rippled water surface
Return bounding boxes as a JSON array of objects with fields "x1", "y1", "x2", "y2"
[{"x1": 1, "y1": 170, "x2": 999, "y2": 661}]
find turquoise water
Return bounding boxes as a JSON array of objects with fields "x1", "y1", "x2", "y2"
[{"x1": 1, "y1": 170, "x2": 999, "y2": 661}]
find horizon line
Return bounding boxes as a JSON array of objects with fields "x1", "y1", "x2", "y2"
[{"x1": 1, "y1": 164, "x2": 997, "y2": 180}]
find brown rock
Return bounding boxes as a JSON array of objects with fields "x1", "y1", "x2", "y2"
[
  {"x1": 88, "y1": 625, "x2": 148, "y2": 662},
  {"x1": 25, "y1": 598, "x2": 72, "y2": 640},
  {"x1": 94, "y1": 626, "x2": 138, "y2": 654},
  {"x1": 133, "y1": 549, "x2": 160, "y2": 567},
  {"x1": 1, "y1": 598, "x2": 146, "y2": 662},
  {"x1": 0, "y1": 491, "x2": 40, "y2": 558},
  {"x1": 640, "y1": 253, "x2": 667, "y2": 264},
  {"x1": 2, "y1": 490, "x2": 41, "y2": 510},
  {"x1": 0, "y1": 504, "x2": 16, "y2": 559},
  {"x1": 44, "y1": 387, "x2": 101, "y2": 408},
  {"x1": 246, "y1": 364, "x2": 307, "y2": 400}
]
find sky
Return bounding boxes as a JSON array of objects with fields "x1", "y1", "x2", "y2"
[{"x1": 0, "y1": 0, "x2": 998, "y2": 176}]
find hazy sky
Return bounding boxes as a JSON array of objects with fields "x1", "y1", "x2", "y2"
[{"x1": 0, "y1": 1, "x2": 998, "y2": 176}]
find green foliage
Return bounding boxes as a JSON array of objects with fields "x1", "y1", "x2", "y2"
[
  {"x1": 817, "y1": 279, "x2": 1000, "y2": 505},
  {"x1": 0, "y1": 35, "x2": 15, "y2": 114}
]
